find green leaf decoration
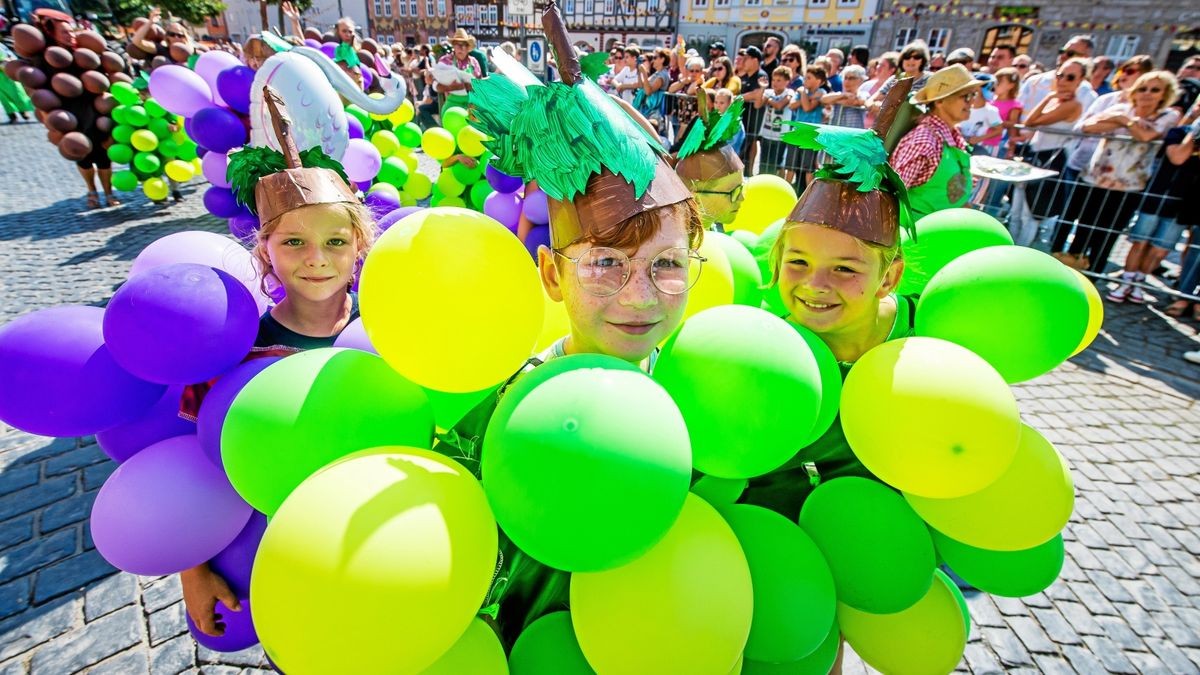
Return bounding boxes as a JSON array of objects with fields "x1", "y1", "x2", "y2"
[
  {"x1": 226, "y1": 145, "x2": 350, "y2": 216},
  {"x1": 580, "y1": 52, "x2": 610, "y2": 82},
  {"x1": 334, "y1": 42, "x2": 361, "y2": 68},
  {"x1": 678, "y1": 116, "x2": 707, "y2": 159},
  {"x1": 782, "y1": 122, "x2": 887, "y2": 192},
  {"x1": 260, "y1": 32, "x2": 294, "y2": 54},
  {"x1": 298, "y1": 147, "x2": 352, "y2": 187},
  {"x1": 677, "y1": 96, "x2": 744, "y2": 159}
]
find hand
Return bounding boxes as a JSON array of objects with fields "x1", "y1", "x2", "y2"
[
  {"x1": 180, "y1": 564, "x2": 239, "y2": 637},
  {"x1": 281, "y1": 1, "x2": 299, "y2": 19},
  {"x1": 148, "y1": 7, "x2": 161, "y2": 23}
]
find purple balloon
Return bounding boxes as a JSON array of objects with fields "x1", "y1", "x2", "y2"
[
  {"x1": 204, "y1": 186, "x2": 241, "y2": 219},
  {"x1": 376, "y1": 206, "x2": 422, "y2": 232},
  {"x1": 96, "y1": 385, "x2": 195, "y2": 463},
  {"x1": 0, "y1": 306, "x2": 164, "y2": 437},
  {"x1": 342, "y1": 138, "x2": 382, "y2": 183},
  {"x1": 192, "y1": 106, "x2": 248, "y2": 154},
  {"x1": 485, "y1": 165, "x2": 523, "y2": 194},
  {"x1": 195, "y1": 51, "x2": 243, "y2": 108},
  {"x1": 196, "y1": 357, "x2": 280, "y2": 467},
  {"x1": 523, "y1": 187, "x2": 550, "y2": 225},
  {"x1": 524, "y1": 224, "x2": 551, "y2": 260},
  {"x1": 347, "y1": 114, "x2": 364, "y2": 140},
  {"x1": 216, "y1": 66, "x2": 255, "y2": 116},
  {"x1": 363, "y1": 189, "x2": 401, "y2": 219},
  {"x1": 187, "y1": 597, "x2": 258, "y2": 652},
  {"x1": 129, "y1": 231, "x2": 269, "y2": 316},
  {"x1": 228, "y1": 213, "x2": 258, "y2": 241},
  {"x1": 196, "y1": 145, "x2": 209, "y2": 159},
  {"x1": 90, "y1": 434, "x2": 252, "y2": 576},
  {"x1": 320, "y1": 42, "x2": 337, "y2": 59},
  {"x1": 332, "y1": 318, "x2": 377, "y2": 353},
  {"x1": 202, "y1": 151, "x2": 230, "y2": 189},
  {"x1": 209, "y1": 511, "x2": 267, "y2": 598},
  {"x1": 304, "y1": 38, "x2": 322, "y2": 49},
  {"x1": 484, "y1": 191, "x2": 523, "y2": 232},
  {"x1": 359, "y1": 65, "x2": 373, "y2": 91},
  {"x1": 148, "y1": 65, "x2": 214, "y2": 117},
  {"x1": 103, "y1": 264, "x2": 260, "y2": 385}
]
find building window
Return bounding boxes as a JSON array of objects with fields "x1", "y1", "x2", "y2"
[
  {"x1": 603, "y1": 0, "x2": 614, "y2": 13},
  {"x1": 745, "y1": 0, "x2": 761, "y2": 5},
  {"x1": 565, "y1": 0, "x2": 575, "y2": 12},
  {"x1": 374, "y1": 0, "x2": 383, "y2": 16},
  {"x1": 808, "y1": 0, "x2": 829, "y2": 6},
  {"x1": 426, "y1": 0, "x2": 434, "y2": 15},
  {"x1": 584, "y1": 0, "x2": 594, "y2": 13},
  {"x1": 838, "y1": 0, "x2": 858, "y2": 6},
  {"x1": 693, "y1": 0, "x2": 708, "y2": 8},
  {"x1": 715, "y1": 0, "x2": 730, "y2": 7},
  {"x1": 399, "y1": 1, "x2": 407, "y2": 15},
  {"x1": 410, "y1": 0, "x2": 418, "y2": 15},
  {"x1": 1106, "y1": 34, "x2": 1140, "y2": 59},
  {"x1": 437, "y1": 0, "x2": 446, "y2": 15},
  {"x1": 894, "y1": 27, "x2": 918, "y2": 49},
  {"x1": 927, "y1": 28, "x2": 951, "y2": 51},
  {"x1": 383, "y1": 0, "x2": 392, "y2": 16}
]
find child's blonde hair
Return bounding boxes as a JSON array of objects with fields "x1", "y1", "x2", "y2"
[{"x1": 252, "y1": 202, "x2": 377, "y2": 295}]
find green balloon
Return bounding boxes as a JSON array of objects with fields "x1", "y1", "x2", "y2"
[
  {"x1": 743, "y1": 624, "x2": 840, "y2": 675},
  {"x1": 442, "y1": 106, "x2": 469, "y2": 136},
  {"x1": 133, "y1": 151, "x2": 161, "y2": 174},
  {"x1": 652, "y1": 305, "x2": 822, "y2": 479},
  {"x1": 482, "y1": 355, "x2": 691, "y2": 572},
  {"x1": 708, "y1": 231, "x2": 763, "y2": 308},
  {"x1": 371, "y1": 129, "x2": 400, "y2": 157},
  {"x1": 915, "y1": 245, "x2": 1089, "y2": 383},
  {"x1": 377, "y1": 156, "x2": 410, "y2": 188},
  {"x1": 124, "y1": 105, "x2": 149, "y2": 128},
  {"x1": 786, "y1": 322, "x2": 841, "y2": 448},
  {"x1": 144, "y1": 98, "x2": 169, "y2": 118},
  {"x1": 405, "y1": 171, "x2": 433, "y2": 200},
  {"x1": 932, "y1": 530, "x2": 1064, "y2": 598},
  {"x1": 111, "y1": 170, "x2": 139, "y2": 192},
  {"x1": 691, "y1": 475, "x2": 747, "y2": 506},
  {"x1": 110, "y1": 81, "x2": 141, "y2": 106},
  {"x1": 396, "y1": 122, "x2": 422, "y2": 148},
  {"x1": 750, "y1": 218, "x2": 787, "y2": 316},
  {"x1": 439, "y1": 196, "x2": 467, "y2": 208},
  {"x1": 436, "y1": 170, "x2": 465, "y2": 198},
  {"x1": 509, "y1": 612, "x2": 595, "y2": 675},
  {"x1": 157, "y1": 139, "x2": 179, "y2": 159},
  {"x1": 147, "y1": 117, "x2": 172, "y2": 140},
  {"x1": 175, "y1": 141, "x2": 198, "y2": 161},
  {"x1": 898, "y1": 208, "x2": 1014, "y2": 295},
  {"x1": 111, "y1": 105, "x2": 129, "y2": 126},
  {"x1": 717, "y1": 504, "x2": 836, "y2": 662},
  {"x1": 450, "y1": 160, "x2": 484, "y2": 186},
  {"x1": 106, "y1": 143, "x2": 134, "y2": 165},
  {"x1": 111, "y1": 124, "x2": 134, "y2": 145},
  {"x1": 344, "y1": 104, "x2": 370, "y2": 131},
  {"x1": 221, "y1": 348, "x2": 435, "y2": 515},
  {"x1": 728, "y1": 229, "x2": 758, "y2": 249},
  {"x1": 799, "y1": 477, "x2": 935, "y2": 614},
  {"x1": 422, "y1": 383, "x2": 498, "y2": 432},
  {"x1": 469, "y1": 180, "x2": 494, "y2": 211}
]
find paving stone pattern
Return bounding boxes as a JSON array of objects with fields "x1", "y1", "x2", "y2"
[{"x1": 2, "y1": 122, "x2": 1200, "y2": 673}]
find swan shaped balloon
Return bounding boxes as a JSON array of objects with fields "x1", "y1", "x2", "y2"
[{"x1": 249, "y1": 46, "x2": 407, "y2": 161}]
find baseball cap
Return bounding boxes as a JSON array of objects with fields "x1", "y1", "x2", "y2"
[{"x1": 744, "y1": 45, "x2": 762, "y2": 61}]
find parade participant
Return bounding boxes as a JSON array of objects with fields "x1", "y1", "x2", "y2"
[
  {"x1": 464, "y1": 0, "x2": 703, "y2": 646},
  {"x1": 130, "y1": 8, "x2": 193, "y2": 65},
  {"x1": 178, "y1": 87, "x2": 373, "y2": 637},
  {"x1": 436, "y1": 28, "x2": 482, "y2": 113},
  {"x1": 0, "y1": 41, "x2": 33, "y2": 124},
  {"x1": 675, "y1": 92, "x2": 746, "y2": 228},
  {"x1": 891, "y1": 64, "x2": 982, "y2": 220}
]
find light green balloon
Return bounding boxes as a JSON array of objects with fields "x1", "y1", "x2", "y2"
[
  {"x1": 742, "y1": 623, "x2": 840, "y2": 675},
  {"x1": 898, "y1": 207, "x2": 1013, "y2": 296},
  {"x1": 442, "y1": 106, "x2": 469, "y2": 136},
  {"x1": 437, "y1": 170, "x2": 466, "y2": 198},
  {"x1": 932, "y1": 530, "x2": 1064, "y2": 598},
  {"x1": 422, "y1": 618, "x2": 508, "y2": 674},
  {"x1": 690, "y1": 475, "x2": 747, "y2": 506},
  {"x1": 371, "y1": 129, "x2": 400, "y2": 158},
  {"x1": 708, "y1": 231, "x2": 764, "y2": 308},
  {"x1": 509, "y1": 612, "x2": 595, "y2": 675},
  {"x1": 405, "y1": 172, "x2": 433, "y2": 200}
]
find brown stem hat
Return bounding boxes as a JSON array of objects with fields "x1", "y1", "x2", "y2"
[
  {"x1": 675, "y1": 92, "x2": 745, "y2": 184},
  {"x1": 780, "y1": 77, "x2": 918, "y2": 247},
  {"x1": 468, "y1": 0, "x2": 692, "y2": 249},
  {"x1": 226, "y1": 85, "x2": 358, "y2": 226}
]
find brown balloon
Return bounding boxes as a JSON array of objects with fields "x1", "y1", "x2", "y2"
[
  {"x1": 169, "y1": 42, "x2": 194, "y2": 63},
  {"x1": 17, "y1": 66, "x2": 47, "y2": 90},
  {"x1": 125, "y1": 43, "x2": 149, "y2": 60},
  {"x1": 31, "y1": 89, "x2": 63, "y2": 111},
  {"x1": 101, "y1": 51, "x2": 126, "y2": 74},
  {"x1": 59, "y1": 131, "x2": 93, "y2": 161},
  {"x1": 94, "y1": 93, "x2": 117, "y2": 114},
  {"x1": 361, "y1": 38, "x2": 379, "y2": 55},
  {"x1": 131, "y1": 17, "x2": 150, "y2": 30},
  {"x1": 95, "y1": 116, "x2": 115, "y2": 134},
  {"x1": 110, "y1": 71, "x2": 133, "y2": 84},
  {"x1": 357, "y1": 50, "x2": 374, "y2": 67},
  {"x1": 3, "y1": 60, "x2": 22, "y2": 81},
  {"x1": 44, "y1": 46, "x2": 74, "y2": 70},
  {"x1": 304, "y1": 28, "x2": 322, "y2": 41},
  {"x1": 150, "y1": 55, "x2": 169, "y2": 71},
  {"x1": 150, "y1": 25, "x2": 166, "y2": 42},
  {"x1": 75, "y1": 31, "x2": 108, "y2": 53},
  {"x1": 322, "y1": 32, "x2": 336, "y2": 44},
  {"x1": 81, "y1": 70, "x2": 111, "y2": 95},
  {"x1": 73, "y1": 48, "x2": 102, "y2": 71},
  {"x1": 50, "y1": 72, "x2": 84, "y2": 98},
  {"x1": 12, "y1": 24, "x2": 46, "y2": 58},
  {"x1": 47, "y1": 129, "x2": 65, "y2": 145},
  {"x1": 46, "y1": 109, "x2": 79, "y2": 132}
]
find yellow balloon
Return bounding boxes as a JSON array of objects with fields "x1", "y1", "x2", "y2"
[
  {"x1": 367, "y1": 92, "x2": 389, "y2": 120},
  {"x1": 252, "y1": 448, "x2": 499, "y2": 675},
  {"x1": 457, "y1": 125, "x2": 489, "y2": 157},
  {"x1": 360, "y1": 207, "x2": 544, "y2": 392},
  {"x1": 534, "y1": 286, "x2": 571, "y2": 353},
  {"x1": 905, "y1": 423, "x2": 1074, "y2": 551},
  {"x1": 683, "y1": 234, "x2": 734, "y2": 321},
  {"x1": 420, "y1": 618, "x2": 508, "y2": 675},
  {"x1": 726, "y1": 175, "x2": 796, "y2": 236},
  {"x1": 389, "y1": 98, "x2": 415, "y2": 126},
  {"x1": 405, "y1": 172, "x2": 433, "y2": 200},
  {"x1": 571, "y1": 494, "x2": 753, "y2": 675},
  {"x1": 130, "y1": 128, "x2": 159, "y2": 152},
  {"x1": 422, "y1": 127, "x2": 457, "y2": 161},
  {"x1": 164, "y1": 159, "x2": 195, "y2": 182},
  {"x1": 1069, "y1": 268, "x2": 1103, "y2": 356},
  {"x1": 840, "y1": 337, "x2": 1021, "y2": 499},
  {"x1": 837, "y1": 570, "x2": 967, "y2": 675},
  {"x1": 191, "y1": 157, "x2": 203, "y2": 175},
  {"x1": 142, "y1": 177, "x2": 168, "y2": 201},
  {"x1": 397, "y1": 148, "x2": 419, "y2": 173}
]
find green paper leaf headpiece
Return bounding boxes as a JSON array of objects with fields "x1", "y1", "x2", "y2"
[
  {"x1": 678, "y1": 93, "x2": 744, "y2": 160},
  {"x1": 226, "y1": 145, "x2": 351, "y2": 216}
]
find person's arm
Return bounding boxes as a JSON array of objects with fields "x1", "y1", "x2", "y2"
[
  {"x1": 729, "y1": 76, "x2": 741, "y2": 95},
  {"x1": 974, "y1": 121, "x2": 1004, "y2": 144},
  {"x1": 891, "y1": 128, "x2": 941, "y2": 188},
  {"x1": 770, "y1": 92, "x2": 792, "y2": 110},
  {"x1": 799, "y1": 88, "x2": 822, "y2": 112},
  {"x1": 1024, "y1": 96, "x2": 1079, "y2": 127},
  {"x1": 180, "y1": 564, "x2": 240, "y2": 637},
  {"x1": 281, "y1": 1, "x2": 303, "y2": 40},
  {"x1": 668, "y1": 77, "x2": 688, "y2": 93},
  {"x1": 130, "y1": 8, "x2": 159, "y2": 54},
  {"x1": 1166, "y1": 130, "x2": 1196, "y2": 166}
]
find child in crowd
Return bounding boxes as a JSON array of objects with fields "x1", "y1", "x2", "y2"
[
  {"x1": 757, "y1": 66, "x2": 796, "y2": 178},
  {"x1": 790, "y1": 65, "x2": 831, "y2": 185},
  {"x1": 715, "y1": 88, "x2": 746, "y2": 155}
]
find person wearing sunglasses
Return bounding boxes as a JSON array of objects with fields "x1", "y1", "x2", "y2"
[
  {"x1": 1017, "y1": 35, "x2": 1096, "y2": 120},
  {"x1": 891, "y1": 64, "x2": 983, "y2": 220},
  {"x1": 130, "y1": 7, "x2": 193, "y2": 65},
  {"x1": 1060, "y1": 71, "x2": 1180, "y2": 285},
  {"x1": 865, "y1": 39, "x2": 930, "y2": 117},
  {"x1": 702, "y1": 55, "x2": 742, "y2": 94}
]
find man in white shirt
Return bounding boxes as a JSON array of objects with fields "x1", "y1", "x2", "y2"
[
  {"x1": 1018, "y1": 35, "x2": 1097, "y2": 118},
  {"x1": 612, "y1": 45, "x2": 642, "y2": 105}
]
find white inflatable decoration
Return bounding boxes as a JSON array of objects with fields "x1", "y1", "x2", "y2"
[{"x1": 249, "y1": 46, "x2": 408, "y2": 161}]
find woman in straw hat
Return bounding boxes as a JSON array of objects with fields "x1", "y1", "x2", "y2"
[
  {"x1": 891, "y1": 63, "x2": 983, "y2": 220},
  {"x1": 437, "y1": 28, "x2": 482, "y2": 113}
]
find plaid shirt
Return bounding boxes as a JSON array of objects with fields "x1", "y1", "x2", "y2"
[{"x1": 891, "y1": 114, "x2": 969, "y2": 188}]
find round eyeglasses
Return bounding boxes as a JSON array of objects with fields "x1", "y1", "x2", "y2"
[{"x1": 553, "y1": 246, "x2": 706, "y2": 297}]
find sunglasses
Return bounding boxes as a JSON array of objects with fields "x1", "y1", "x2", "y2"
[
  {"x1": 1015, "y1": 64, "x2": 1029, "y2": 69},
  {"x1": 688, "y1": 68, "x2": 703, "y2": 73},
  {"x1": 903, "y1": 54, "x2": 922, "y2": 61},
  {"x1": 1059, "y1": 48, "x2": 1077, "y2": 57},
  {"x1": 1056, "y1": 72, "x2": 1078, "y2": 82},
  {"x1": 167, "y1": 31, "x2": 187, "y2": 38},
  {"x1": 1134, "y1": 86, "x2": 1164, "y2": 94},
  {"x1": 783, "y1": 56, "x2": 799, "y2": 62}
]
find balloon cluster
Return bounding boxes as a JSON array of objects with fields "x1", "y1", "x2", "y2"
[
  {"x1": 103, "y1": 81, "x2": 201, "y2": 200},
  {"x1": 5, "y1": 24, "x2": 129, "y2": 163}
]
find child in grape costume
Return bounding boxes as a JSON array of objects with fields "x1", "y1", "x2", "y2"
[
  {"x1": 179, "y1": 86, "x2": 373, "y2": 638},
  {"x1": 449, "y1": 0, "x2": 704, "y2": 648},
  {"x1": 741, "y1": 79, "x2": 919, "y2": 517},
  {"x1": 674, "y1": 92, "x2": 747, "y2": 229}
]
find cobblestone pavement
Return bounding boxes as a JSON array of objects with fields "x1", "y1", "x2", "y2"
[{"x1": 1, "y1": 121, "x2": 1199, "y2": 674}]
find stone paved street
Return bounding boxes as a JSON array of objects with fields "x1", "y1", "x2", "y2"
[{"x1": 1, "y1": 119, "x2": 1199, "y2": 674}]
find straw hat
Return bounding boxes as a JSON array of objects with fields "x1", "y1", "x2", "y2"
[
  {"x1": 449, "y1": 28, "x2": 476, "y2": 49},
  {"x1": 912, "y1": 64, "x2": 984, "y2": 105}
]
